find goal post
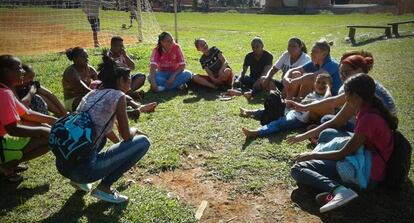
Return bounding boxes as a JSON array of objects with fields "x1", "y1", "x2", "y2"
[{"x1": 0, "y1": 0, "x2": 161, "y2": 56}]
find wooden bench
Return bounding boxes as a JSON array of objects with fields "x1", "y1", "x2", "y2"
[
  {"x1": 388, "y1": 20, "x2": 414, "y2": 37},
  {"x1": 347, "y1": 25, "x2": 392, "y2": 43}
]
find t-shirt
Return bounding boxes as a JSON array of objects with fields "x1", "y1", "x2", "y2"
[
  {"x1": 150, "y1": 43, "x2": 186, "y2": 73},
  {"x1": 199, "y1": 46, "x2": 223, "y2": 74},
  {"x1": 0, "y1": 83, "x2": 27, "y2": 137},
  {"x1": 291, "y1": 91, "x2": 327, "y2": 123},
  {"x1": 354, "y1": 104, "x2": 394, "y2": 181},
  {"x1": 76, "y1": 89, "x2": 124, "y2": 149},
  {"x1": 302, "y1": 55, "x2": 341, "y2": 95},
  {"x1": 243, "y1": 50, "x2": 273, "y2": 80},
  {"x1": 338, "y1": 80, "x2": 397, "y2": 116},
  {"x1": 274, "y1": 51, "x2": 311, "y2": 78}
]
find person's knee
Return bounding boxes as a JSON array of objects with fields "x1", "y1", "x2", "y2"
[
  {"x1": 318, "y1": 128, "x2": 338, "y2": 143},
  {"x1": 291, "y1": 70, "x2": 303, "y2": 78},
  {"x1": 291, "y1": 163, "x2": 304, "y2": 181},
  {"x1": 133, "y1": 135, "x2": 151, "y2": 152}
]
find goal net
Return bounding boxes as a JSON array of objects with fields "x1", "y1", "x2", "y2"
[{"x1": 0, "y1": 0, "x2": 161, "y2": 56}]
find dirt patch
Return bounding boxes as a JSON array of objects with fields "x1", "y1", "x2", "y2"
[
  {"x1": 0, "y1": 10, "x2": 137, "y2": 56},
  {"x1": 131, "y1": 154, "x2": 322, "y2": 222}
]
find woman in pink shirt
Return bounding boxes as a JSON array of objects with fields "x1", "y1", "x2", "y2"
[
  {"x1": 290, "y1": 74, "x2": 397, "y2": 213},
  {"x1": 0, "y1": 55, "x2": 56, "y2": 182},
  {"x1": 148, "y1": 32, "x2": 192, "y2": 92}
]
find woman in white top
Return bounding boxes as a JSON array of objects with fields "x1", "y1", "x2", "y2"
[
  {"x1": 56, "y1": 53, "x2": 150, "y2": 204},
  {"x1": 261, "y1": 37, "x2": 311, "y2": 94}
]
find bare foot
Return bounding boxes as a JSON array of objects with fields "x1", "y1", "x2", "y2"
[
  {"x1": 242, "y1": 127, "x2": 258, "y2": 138},
  {"x1": 138, "y1": 102, "x2": 157, "y2": 113},
  {"x1": 239, "y1": 108, "x2": 253, "y2": 117},
  {"x1": 243, "y1": 91, "x2": 252, "y2": 100},
  {"x1": 226, "y1": 89, "x2": 242, "y2": 96}
]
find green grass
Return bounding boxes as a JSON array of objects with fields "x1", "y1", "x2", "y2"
[{"x1": 1, "y1": 11, "x2": 414, "y2": 222}]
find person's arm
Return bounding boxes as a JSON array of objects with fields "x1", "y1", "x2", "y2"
[
  {"x1": 4, "y1": 121, "x2": 50, "y2": 138},
  {"x1": 37, "y1": 86, "x2": 66, "y2": 117},
  {"x1": 20, "y1": 85, "x2": 37, "y2": 107},
  {"x1": 116, "y1": 95, "x2": 135, "y2": 141},
  {"x1": 286, "y1": 102, "x2": 356, "y2": 144},
  {"x1": 167, "y1": 64, "x2": 185, "y2": 87},
  {"x1": 21, "y1": 109, "x2": 57, "y2": 125},
  {"x1": 121, "y1": 48, "x2": 136, "y2": 70},
  {"x1": 286, "y1": 93, "x2": 346, "y2": 113},
  {"x1": 283, "y1": 67, "x2": 305, "y2": 84},
  {"x1": 295, "y1": 133, "x2": 365, "y2": 162},
  {"x1": 106, "y1": 130, "x2": 120, "y2": 143},
  {"x1": 217, "y1": 53, "x2": 228, "y2": 73},
  {"x1": 88, "y1": 66, "x2": 98, "y2": 80},
  {"x1": 65, "y1": 68, "x2": 91, "y2": 95},
  {"x1": 290, "y1": 72, "x2": 316, "y2": 86}
]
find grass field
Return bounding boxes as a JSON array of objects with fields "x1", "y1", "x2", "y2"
[{"x1": 1, "y1": 10, "x2": 414, "y2": 222}]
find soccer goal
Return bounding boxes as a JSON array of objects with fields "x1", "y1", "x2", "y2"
[{"x1": 0, "y1": 0, "x2": 161, "y2": 56}]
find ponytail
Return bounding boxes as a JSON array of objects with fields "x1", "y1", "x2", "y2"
[
  {"x1": 65, "y1": 47, "x2": 84, "y2": 61},
  {"x1": 371, "y1": 96, "x2": 398, "y2": 130},
  {"x1": 289, "y1": 37, "x2": 307, "y2": 54}
]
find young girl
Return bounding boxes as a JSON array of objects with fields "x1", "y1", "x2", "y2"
[
  {"x1": 16, "y1": 64, "x2": 66, "y2": 117},
  {"x1": 0, "y1": 55, "x2": 56, "y2": 182},
  {"x1": 55, "y1": 53, "x2": 150, "y2": 204},
  {"x1": 192, "y1": 38, "x2": 234, "y2": 89},
  {"x1": 241, "y1": 73, "x2": 332, "y2": 138},
  {"x1": 149, "y1": 32, "x2": 192, "y2": 92},
  {"x1": 290, "y1": 74, "x2": 397, "y2": 213}
]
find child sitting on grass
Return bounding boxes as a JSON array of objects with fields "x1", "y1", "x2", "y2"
[{"x1": 241, "y1": 72, "x2": 332, "y2": 138}]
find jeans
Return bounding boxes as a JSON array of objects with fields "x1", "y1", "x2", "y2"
[
  {"x1": 318, "y1": 128, "x2": 353, "y2": 144},
  {"x1": 238, "y1": 75, "x2": 261, "y2": 94},
  {"x1": 57, "y1": 135, "x2": 150, "y2": 187},
  {"x1": 149, "y1": 70, "x2": 192, "y2": 91},
  {"x1": 321, "y1": 114, "x2": 355, "y2": 132},
  {"x1": 258, "y1": 112, "x2": 305, "y2": 136},
  {"x1": 291, "y1": 159, "x2": 343, "y2": 192}
]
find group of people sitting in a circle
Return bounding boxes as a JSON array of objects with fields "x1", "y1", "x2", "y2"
[{"x1": 0, "y1": 31, "x2": 398, "y2": 212}]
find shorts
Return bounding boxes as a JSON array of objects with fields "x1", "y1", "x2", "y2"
[
  {"x1": 87, "y1": 16, "x2": 100, "y2": 32},
  {"x1": 0, "y1": 135, "x2": 30, "y2": 164}
]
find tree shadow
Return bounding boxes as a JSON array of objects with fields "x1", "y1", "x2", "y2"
[
  {"x1": 42, "y1": 190, "x2": 128, "y2": 223},
  {"x1": 0, "y1": 183, "x2": 50, "y2": 217},
  {"x1": 291, "y1": 180, "x2": 414, "y2": 222},
  {"x1": 182, "y1": 88, "x2": 220, "y2": 104}
]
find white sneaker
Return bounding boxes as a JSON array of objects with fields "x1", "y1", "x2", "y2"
[
  {"x1": 70, "y1": 181, "x2": 93, "y2": 192},
  {"x1": 91, "y1": 188, "x2": 129, "y2": 204},
  {"x1": 319, "y1": 187, "x2": 358, "y2": 213}
]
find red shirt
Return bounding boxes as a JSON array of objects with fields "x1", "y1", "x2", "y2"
[
  {"x1": 354, "y1": 103, "x2": 394, "y2": 181},
  {"x1": 150, "y1": 43, "x2": 185, "y2": 72},
  {"x1": 0, "y1": 83, "x2": 27, "y2": 136}
]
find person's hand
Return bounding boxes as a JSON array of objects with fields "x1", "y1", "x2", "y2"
[
  {"x1": 286, "y1": 133, "x2": 307, "y2": 145},
  {"x1": 167, "y1": 75, "x2": 176, "y2": 87},
  {"x1": 130, "y1": 127, "x2": 148, "y2": 137},
  {"x1": 29, "y1": 85, "x2": 37, "y2": 95},
  {"x1": 294, "y1": 152, "x2": 314, "y2": 163},
  {"x1": 285, "y1": 100, "x2": 306, "y2": 111}
]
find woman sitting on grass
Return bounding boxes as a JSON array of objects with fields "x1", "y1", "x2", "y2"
[
  {"x1": 241, "y1": 72, "x2": 332, "y2": 139},
  {"x1": 148, "y1": 32, "x2": 192, "y2": 92},
  {"x1": 16, "y1": 64, "x2": 66, "y2": 117},
  {"x1": 0, "y1": 55, "x2": 56, "y2": 182},
  {"x1": 55, "y1": 53, "x2": 150, "y2": 204},
  {"x1": 283, "y1": 40, "x2": 341, "y2": 100},
  {"x1": 62, "y1": 47, "x2": 98, "y2": 112},
  {"x1": 290, "y1": 74, "x2": 397, "y2": 213},
  {"x1": 285, "y1": 51, "x2": 396, "y2": 142},
  {"x1": 260, "y1": 37, "x2": 310, "y2": 96},
  {"x1": 192, "y1": 38, "x2": 234, "y2": 90}
]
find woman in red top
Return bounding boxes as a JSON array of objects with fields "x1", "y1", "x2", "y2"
[
  {"x1": 0, "y1": 55, "x2": 56, "y2": 182},
  {"x1": 290, "y1": 74, "x2": 397, "y2": 213},
  {"x1": 148, "y1": 32, "x2": 192, "y2": 92}
]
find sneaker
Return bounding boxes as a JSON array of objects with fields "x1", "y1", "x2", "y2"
[
  {"x1": 319, "y1": 188, "x2": 358, "y2": 213},
  {"x1": 315, "y1": 192, "x2": 333, "y2": 206},
  {"x1": 91, "y1": 188, "x2": 129, "y2": 204},
  {"x1": 70, "y1": 181, "x2": 92, "y2": 192}
]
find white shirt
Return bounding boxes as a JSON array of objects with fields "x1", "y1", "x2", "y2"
[{"x1": 274, "y1": 51, "x2": 311, "y2": 77}]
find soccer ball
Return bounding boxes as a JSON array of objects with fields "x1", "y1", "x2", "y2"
[{"x1": 121, "y1": 24, "x2": 127, "y2": 29}]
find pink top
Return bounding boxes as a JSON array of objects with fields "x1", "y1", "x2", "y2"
[
  {"x1": 0, "y1": 83, "x2": 27, "y2": 136},
  {"x1": 354, "y1": 103, "x2": 394, "y2": 181},
  {"x1": 150, "y1": 43, "x2": 185, "y2": 72}
]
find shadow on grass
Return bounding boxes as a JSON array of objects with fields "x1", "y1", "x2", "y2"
[
  {"x1": 291, "y1": 180, "x2": 414, "y2": 222},
  {"x1": 141, "y1": 89, "x2": 190, "y2": 105},
  {"x1": 0, "y1": 183, "x2": 50, "y2": 217},
  {"x1": 182, "y1": 88, "x2": 220, "y2": 103},
  {"x1": 42, "y1": 190, "x2": 128, "y2": 223},
  {"x1": 350, "y1": 34, "x2": 414, "y2": 46}
]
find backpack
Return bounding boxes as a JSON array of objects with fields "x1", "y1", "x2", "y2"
[
  {"x1": 260, "y1": 90, "x2": 286, "y2": 126},
  {"x1": 48, "y1": 90, "x2": 114, "y2": 163},
  {"x1": 377, "y1": 130, "x2": 412, "y2": 190}
]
